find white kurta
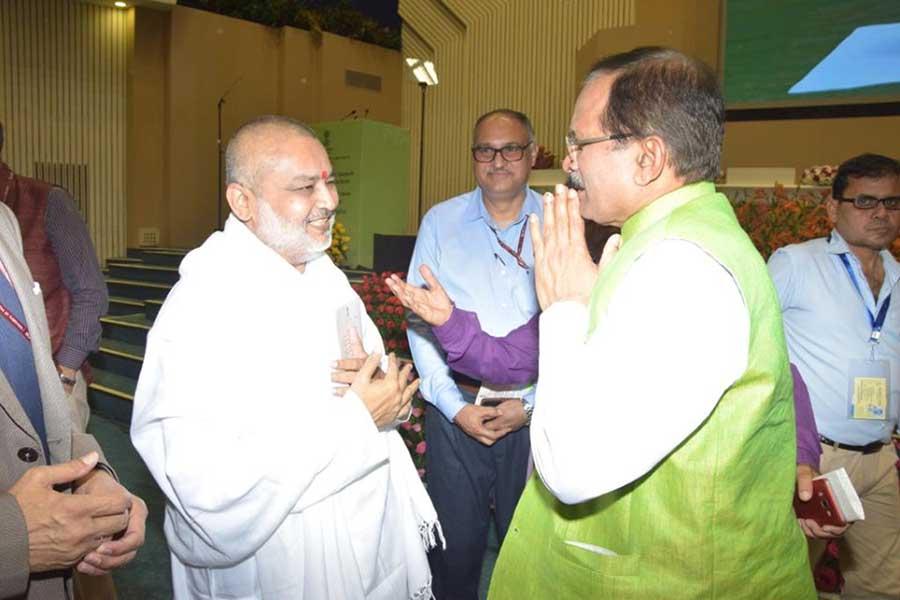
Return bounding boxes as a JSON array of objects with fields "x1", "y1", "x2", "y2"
[
  {"x1": 131, "y1": 216, "x2": 438, "y2": 600},
  {"x1": 532, "y1": 239, "x2": 750, "y2": 505}
]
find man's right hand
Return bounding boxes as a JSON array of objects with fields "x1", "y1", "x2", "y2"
[
  {"x1": 9, "y1": 452, "x2": 132, "y2": 573},
  {"x1": 385, "y1": 265, "x2": 454, "y2": 327},
  {"x1": 453, "y1": 404, "x2": 505, "y2": 446},
  {"x1": 351, "y1": 353, "x2": 420, "y2": 429}
]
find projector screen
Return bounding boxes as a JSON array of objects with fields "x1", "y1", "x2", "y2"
[{"x1": 723, "y1": 0, "x2": 900, "y2": 109}]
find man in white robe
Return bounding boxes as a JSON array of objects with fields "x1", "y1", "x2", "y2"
[{"x1": 131, "y1": 115, "x2": 440, "y2": 600}]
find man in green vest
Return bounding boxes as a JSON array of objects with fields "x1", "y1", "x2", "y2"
[{"x1": 488, "y1": 47, "x2": 815, "y2": 599}]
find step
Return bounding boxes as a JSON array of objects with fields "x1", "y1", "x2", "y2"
[
  {"x1": 101, "y1": 314, "x2": 152, "y2": 346},
  {"x1": 107, "y1": 261, "x2": 180, "y2": 285},
  {"x1": 105, "y1": 277, "x2": 172, "y2": 301},
  {"x1": 105, "y1": 256, "x2": 143, "y2": 264},
  {"x1": 127, "y1": 248, "x2": 190, "y2": 267},
  {"x1": 91, "y1": 338, "x2": 144, "y2": 380},
  {"x1": 88, "y1": 367, "x2": 136, "y2": 424},
  {"x1": 145, "y1": 299, "x2": 163, "y2": 321},
  {"x1": 108, "y1": 295, "x2": 145, "y2": 316}
]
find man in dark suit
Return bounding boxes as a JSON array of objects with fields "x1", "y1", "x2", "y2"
[{"x1": 0, "y1": 202, "x2": 146, "y2": 600}]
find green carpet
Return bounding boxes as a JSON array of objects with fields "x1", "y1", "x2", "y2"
[{"x1": 87, "y1": 414, "x2": 172, "y2": 599}]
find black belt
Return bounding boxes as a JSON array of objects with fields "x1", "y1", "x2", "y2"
[{"x1": 819, "y1": 435, "x2": 885, "y2": 455}]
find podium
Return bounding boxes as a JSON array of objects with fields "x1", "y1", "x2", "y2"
[{"x1": 311, "y1": 120, "x2": 410, "y2": 268}]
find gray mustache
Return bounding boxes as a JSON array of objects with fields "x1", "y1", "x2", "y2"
[
  {"x1": 566, "y1": 172, "x2": 585, "y2": 191},
  {"x1": 304, "y1": 210, "x2": 335, "y2": 225}
]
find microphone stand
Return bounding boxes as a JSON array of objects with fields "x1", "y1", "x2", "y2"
[{"x1": 216, "y1": 76, "x2": 242, "y2": 230}]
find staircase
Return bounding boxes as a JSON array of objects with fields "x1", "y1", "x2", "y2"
[
  {"x1": 87, "y1": 248, "x2": 186, "y2": 423},
  {"x1": 88, "y1": 248, "x2": 371, "y2": 424}
]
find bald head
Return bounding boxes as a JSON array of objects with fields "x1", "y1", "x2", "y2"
[{"x1": 225, "y1": 115, "x2": 317, "y2": 191}]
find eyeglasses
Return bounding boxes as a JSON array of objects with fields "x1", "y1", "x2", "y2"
[
  {"x1": 835, "y1": 195, "x2": 900, "y2": 210},
  {"x1": 565, "y1": 131, "x2": 631, "y2": 156},
  {"x1": 471, "y1": 142, "x2": 532, "y2": 163}
]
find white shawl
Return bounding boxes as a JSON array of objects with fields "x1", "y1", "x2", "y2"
[{"x1": 131, "y1": 216, "x2": 441, "y2": 599}]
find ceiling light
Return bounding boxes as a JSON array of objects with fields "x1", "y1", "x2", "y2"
[
  {"x1": 114, "y1": 1, "x2": 127, "y2": 8},
  {"x1": 406, "y1": 58, "x2": 438, "y2": 86}
]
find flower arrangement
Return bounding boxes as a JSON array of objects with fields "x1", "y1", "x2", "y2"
[
  {"x1": 732, "y1": 185, "x2": 900, "y2": 260},
  {"x1": 352, "y1": 272, "x2": 410, "y2": 354},
  {"x1": 800, "y1": 165, "x2": 837, "y2": 187},
  {"x1": 352, "y1": 272, "x2": 426, "y2": 477},
  {"x1": 327, "y1": 221, "x2": 351, "y2": 266},
  {"x1": 399, "y1": 403, "x2": 427, "y2": 478},
  {"x1": 732, "y1": 186, "x2": 832, "y2": 260}
]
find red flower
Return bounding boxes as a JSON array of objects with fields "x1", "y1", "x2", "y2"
[{"x1": 375, "y1": 318, "x2": 384, "y2": 327}]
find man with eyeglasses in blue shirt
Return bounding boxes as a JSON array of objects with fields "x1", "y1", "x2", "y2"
[
  {"x1": 768, "y1": 153, "x2": 900, "y2": 599},
  {"x1": 406, "y1": 109, "x2": 543, "y2": 599}
]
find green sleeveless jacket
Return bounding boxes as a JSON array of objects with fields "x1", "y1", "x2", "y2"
[{"x1": 489, "y1": 182, "x2": 814, "y2": 599}]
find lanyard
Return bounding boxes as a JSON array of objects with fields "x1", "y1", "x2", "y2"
[
  {"x1": 490, "y1": 219, "x2": 529, "y2": 270},
  {"x1": 839, "y1": 253, "x2": 891, "y2": 343},
  {"x1": 0, "y1": 300, "x2": 31, "y2": 342}
]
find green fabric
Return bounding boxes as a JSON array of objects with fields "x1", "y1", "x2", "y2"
[{"x1": 489, "y1": 182, "x2": 815, "y2": 599}]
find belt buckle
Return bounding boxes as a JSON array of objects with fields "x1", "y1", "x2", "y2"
[{"x1": 862, "y1": 441, "x2": 883, "y2": 455}]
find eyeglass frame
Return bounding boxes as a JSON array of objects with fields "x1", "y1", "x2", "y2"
[
  {"x1": 564, "y1": 131, "x2": 632, "y2": 157},
  {"x1": 834, "y1": 194, "x2": 900, "y2": 210},
  {"x1": 470, "y1": 141, "x2": 533, "y2": 163}
]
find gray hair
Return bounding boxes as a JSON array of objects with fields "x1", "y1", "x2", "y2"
[
  {"x1": 585, "y1": 47, "x2": 724, "y2": 183},
  {"x1": 472, "y1": 109, "x2": 535, "y2": 145},
  {"x1": 225, "y1": 115, "x2": 317, "y2": 188}
]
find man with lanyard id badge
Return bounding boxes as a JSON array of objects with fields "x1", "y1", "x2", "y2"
[{"x1": 769, "y1": 153, "x2": 900, "y2": 600}]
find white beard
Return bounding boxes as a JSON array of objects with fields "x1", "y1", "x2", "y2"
[{"x1": 255, "y1": 198, "x2": 334, "y2": 266}]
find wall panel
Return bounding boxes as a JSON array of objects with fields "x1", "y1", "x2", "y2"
[
  {"x1": 0, "y1": 0, "x2": 129, "y2": 264},
  {"x1": 400, "y1": 0, "x2": 635, "y2": 229}
]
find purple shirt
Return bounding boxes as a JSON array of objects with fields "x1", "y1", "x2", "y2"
[{"x1": 434, "y1": 307, "x2": 821, "y2": 469}]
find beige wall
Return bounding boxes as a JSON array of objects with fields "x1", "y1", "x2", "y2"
[
  {"x1": 1, "y1": 0, "x2": 129, "y2": 264},
  {"x1": 399, "y1": 0, "x2": 636, "y2": 230},
  {"x1": 128, "y1": 6, "x2": 169, "y2": 247},
  {"x1": 128, "y1": 5, "x2": 403, "y2": 248},
  {"x1": 576, "y1": 0, "x2": 900, "y2": 176}
]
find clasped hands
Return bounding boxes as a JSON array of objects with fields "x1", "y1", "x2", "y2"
[
  {"x1": 331, "y1": 330, "x2": 420, "y2": 429},
  {"x1": 9, "y1": 451, "x2": 147, "y2": 576}
]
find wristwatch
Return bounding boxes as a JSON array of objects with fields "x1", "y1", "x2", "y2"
[
  {"x1": 58, "y1": 371, "x2": 77, "y2": 386},
  {"x1": 521, "y1": 400, "x2": 533, "y2": 427}
]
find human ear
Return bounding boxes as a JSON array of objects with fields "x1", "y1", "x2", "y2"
[
  {"x1": 633, "y1": 136, "x2": 666, "y2": 187},
  {"x1": 226, "y1": 183, "x2": 255, "y2": 223}
]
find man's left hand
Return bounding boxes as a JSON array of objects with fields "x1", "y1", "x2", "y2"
[
  {"x1": 483, "y1": 399, "x2": 528, "y2": 436},
  {"x1": 74, "y1": 469, "x2": 147, "y2": 575},
  {"x1": 795, "y1": 463, "x2": 849, "y2": 539}
]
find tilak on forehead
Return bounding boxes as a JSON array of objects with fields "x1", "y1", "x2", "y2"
[{"x1": 322, "y1": 170, "x2": 328, "y2": 180}]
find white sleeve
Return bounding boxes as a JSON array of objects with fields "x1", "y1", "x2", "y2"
[{"x1": 530, "y1": 239, "x2": 750, "y2": 505}]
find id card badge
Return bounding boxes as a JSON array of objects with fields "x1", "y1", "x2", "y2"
[
  {"x1": 475, "y1": 384, "x2": 534, "y2": 408},
  {"x1": 847, "y1": 359, "x2": 890, "y2": 421}
]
